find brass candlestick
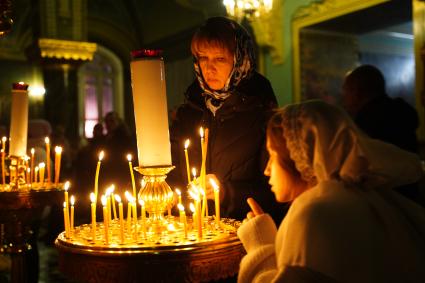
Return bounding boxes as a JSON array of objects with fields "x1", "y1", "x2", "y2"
[{"x1": 134, "y1": 166, "x2": 174, "y2": 225}]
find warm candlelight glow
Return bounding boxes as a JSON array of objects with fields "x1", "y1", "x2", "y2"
[
  {"x1": 199, "y1": 127, "x2": 204, "y2": 139},
  {"x1": 178, "y1": 203, "x2": 188, "y2": 238},
  {"x1": 107, "y1": 185, "x2": 117, "y2": 220},
  {"x1": 192, "y1": 168, "x2": 197, "y2": 180},
  {"x1": 1, "y1": 137, "x2": 6, "y2": 186},
  {"x1": 115, "y1": 195, "x2": 125, "y2": 244}
]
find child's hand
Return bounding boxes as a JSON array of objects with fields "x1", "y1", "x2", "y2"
[{"x1": 246, "y1": 197, "x2": 264, "y2": 219}]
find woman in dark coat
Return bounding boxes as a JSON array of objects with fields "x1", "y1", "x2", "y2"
[{"x1": 168, "y1": 17, "x2": 284, "y2": 221}]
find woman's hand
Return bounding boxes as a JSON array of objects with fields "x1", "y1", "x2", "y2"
[{"x1": 246, "y1": 198, "x2": 264, "y2": 219}]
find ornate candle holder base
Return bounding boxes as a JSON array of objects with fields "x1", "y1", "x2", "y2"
[
  {"x1": 8, "y1": 155, "x2": 27, "y2": 189},
  {"x1": 134, "y1": 166, "x2": 174, "y2": 229},
  {"x1": 56, "y1": 217, "x2": 244, "y2": 283}
]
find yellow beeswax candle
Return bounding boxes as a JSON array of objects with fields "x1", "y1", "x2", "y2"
[
  {"x1": 210, "y1": 178, "x2": 221, "y2": 226},
  {"x1": 45, "y1": 137, "x2": 51, "y2": 184},
  {"x1": 90, "y1": 192, "x2": 96, "y2": 241},
  {"x1": 116, "y1": 195, "x2": 125, "y2": 244},
  {"x1": 101, "y1": 195, "x2": 109, "y2": 244},
  {"x1": 184, "y1": 139, "x2": 191, "y2": 184},
  {"x1": 39, "y1": 162, "x2": 45, "y2": 187},
  {"x1": 54, "y1": 146, "x2": 62, "y2": 185}
]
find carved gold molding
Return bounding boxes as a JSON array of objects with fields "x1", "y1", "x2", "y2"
[
  {"x1": 38, "y1": 38, "x2": 97, "y2": 61},
  {"x1": 291, "y1": 0, "x2": 390, "y2": 102},
  {"x1": 250, "y1": 0, "x2": 284, "y2": 64}
]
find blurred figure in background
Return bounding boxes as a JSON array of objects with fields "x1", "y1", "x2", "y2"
[{"x1": 342, "y1": 64, "x2": 418, "y2": 153}]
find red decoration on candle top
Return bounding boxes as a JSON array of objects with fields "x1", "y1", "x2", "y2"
[
  {"x1": 131, "y1": 49, "x2": 163, "y2": 59},
  {"x1": 12, "y1": 82, "x2": 29, "y2": 90}
]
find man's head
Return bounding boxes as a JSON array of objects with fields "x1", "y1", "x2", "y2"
[{"x1": 342, "y1": 64, "x2": 386, "y2": 116}]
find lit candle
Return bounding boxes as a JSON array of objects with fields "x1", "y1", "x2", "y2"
[
  {"x1": 9, "y1": 82, "x2": 28, "y2": 157},
  {"x1": 200, "y1": 188, "x2": 207, "y2": 220},
  {"x1": 101, "y1": 195, "x2": 109, "y2": 244},
  {"x1": 34, "y1": 166, "x2": 39, "y2": 183},
  {"x1": 64, "y1": 181, "x2": 70, "y2": 209},
  {"x1": 1, "y1": 137, "x2": 6, "y2": 186},
  {"x1": 115, "y1": 195, "x2": 125, "y2": 244},
  {"x1": 106, "y1": 189, "x2": 112, "y2": 223},
  {"x1": 196, "y1": 197, "x2": 202, "y2": 239},
  {"x1": 139, "y1": 199, "x2": 147, "y2": 239},
  {"x1": 125, "y1": 191, "x2": 132, "y2": 232},
  {"x1": 210, "y1": 178, "x2": 220, "y2": 226},
  {"x1": 127, "y1": 154, "x2": 137, "y2": 201},
  {"x1": 45, "y1": 137, "x2": 51, "y2": 184},
  {"x1": 184, "y1": 139, "x2": 191, "y2": 184},
  {"x1": 39, "y1": 162, "x2": 45, "y2": 187},
  {"x1": 26, "y1": 168, "x2": 30, "y2": 184},
  {"x1": 178, "y1": 203, "x2": 187, "y2": 239},
  {"x1": 132, "y1": 200, "x2": 138, "y2": 242},
  {"x1": 63, "y1": 202, "x2": 70, "y2": 238},
  {"x1": 192, "y1": 167, "x2": 197, "y2": 181},
  {"x1": 30, "y1": 148, "x2": 34, "y2": 183},
  {"x1": 54, "y1": 146, "x2": 62, "y2": 186},
  {"x1": 189, "y1": 202, "x2": 196, "y2": 230},
  {"x1": 94, "y1": 151, "x2": 104, "y2": 204},
  {"x1": 130, "y1": 51, "x2": 172, "y2": 167},
  {"x1": 108, "y1": 185, "x2": 117, "y2": 220},
  {"x1": 70, "y1": 195, "x2": 75, "y2": 236},
  {"x1": 90, "y1": 192, "x2": 96, "y2": 241},
  {"x1": 175, "y1": 189, "x2": 182, "y2": 205}
]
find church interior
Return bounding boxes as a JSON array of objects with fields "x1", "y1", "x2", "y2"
[{"x1": 0, "y1": 0, "x2": 424, "y2": 282}]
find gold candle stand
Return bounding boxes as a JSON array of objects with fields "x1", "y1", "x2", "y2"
[{"x1": 134, "y1": 166, "x2": 174, "y2": 225}]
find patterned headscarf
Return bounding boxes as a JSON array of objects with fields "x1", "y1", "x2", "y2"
[
  {"x1": 271, "y1": 100, "x2": 423, "y2": 190},
  {"x1": 193, "y1": 17, "x2": 256, "y2": 114}
]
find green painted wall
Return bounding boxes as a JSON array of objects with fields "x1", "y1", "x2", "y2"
[{"x1": 264, "y1": 0, "x2": 313, "y2": 107}]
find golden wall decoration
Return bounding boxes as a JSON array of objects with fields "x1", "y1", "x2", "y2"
[{"x1": 38, "y1": 38, "x2": 97, "y2": 61}]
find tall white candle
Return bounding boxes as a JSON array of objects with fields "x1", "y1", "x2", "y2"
[
  {"x1": 130, "y1": 50, "x2": 172, "y2": 167},
  {"x1": 9, "y1": 82, "x2": 29, "y2": 157}
]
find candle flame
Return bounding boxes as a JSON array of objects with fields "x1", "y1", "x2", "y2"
[
  {"x1": 175, "y1": 188, "x2": 181, "y2": 196},
  {"x1": 126, "y1": 154, "x2": 132, "y2": 162},
  {"x1": 70, "y1": 195, "x2": 75, "y2": 206},
  {"x1": 115, "y1": 195, "x2": 122, "y2": 203},
  {"x1": 101, "y1": 195, "x2": 107, "y2": 206},
  {"x1": 55, "y1": 146, "x2": 62, "y2": 153},
  {"x1": 106, "y1": 185, "x2": 115, "y2": 195},
  {"x1": 27, "y1": 168, "x2": 30, "y2": 173},
  {"x1": 199, "y1": 127, "x2": 204, "y2": 138},
  {"x1": 209, "y1": 178, "x2": 219, "y2": 192},
  {"x1": 189, "y1": 203, "x2": 195, "y2": 213},
  {"x1": 125, "y1": 191, "x2": 133, "y2": 201},
  {"x1": 98, "y1": 150, "x2": 104, "y2": 161},
  {"x1": 31, "y1": 148, "x2": 35, "y2": 154},
  {"x1": 177, "y1": 203, "x2": 185, "y2": 212},
  {"x1": 2, "y1": 137, "x2": 6, "y2": 143},
  {"x1": 184, "y1": 139, "x2": 190, "y2": 149},
  {"x1": 192, "y1": 167, "x2": 197, "y2": 178},
  {"x1": 39, "y1": 162, "x2": 45, "y2": 168},
  {"x1": 45, "y1": 137, "x2": 50, "y2": 144},
  {"x1": 90, "y1": 192, "x2": 96, "y2": 203},
  {"x1": 64, "y1": 181, "x2": 70, "y2": 191},
  {"x1": 138, "y1": 199, "x2": 145, "y2": 206},
  {"x1": 35, "y1": 166, "x2": 39, "y2": 172},
  {"x1": 63, "y1": 201, "x2": 66, "y2": 208}
]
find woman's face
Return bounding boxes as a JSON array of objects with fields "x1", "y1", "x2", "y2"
[
  {"x1": 264, "y1": 139, "x2": 305, "y2": 203},
  {"x1": 197, "y1": 45, "x2": 234, "y2": 91}
]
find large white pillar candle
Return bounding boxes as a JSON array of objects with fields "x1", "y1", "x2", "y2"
[
  {"x1": 9, "y1": 82, "x2": 29, "y2": 157},
  {"x1": 130, "y1": 49, "x2": 172, "y2": 167}
]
